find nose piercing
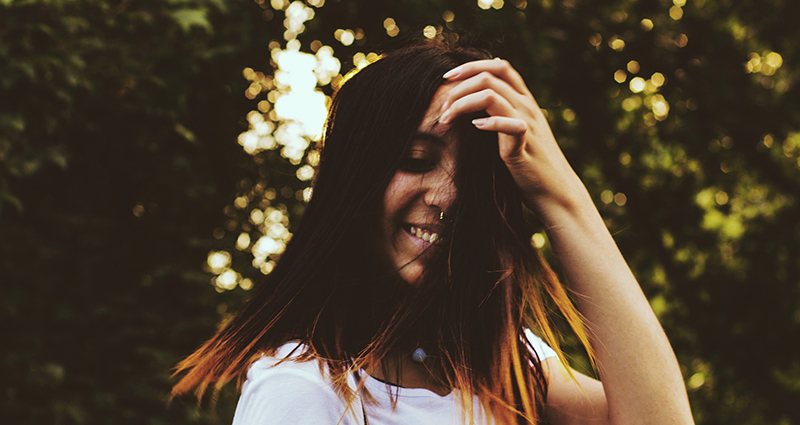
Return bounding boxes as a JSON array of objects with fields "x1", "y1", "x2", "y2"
[{"x1": 439, "y1": 211, "x2": 445, "y2": 221}]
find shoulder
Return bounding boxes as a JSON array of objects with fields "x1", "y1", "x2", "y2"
[{"x1": 232, "y1": 342, "x2": 362, "y2": 425}]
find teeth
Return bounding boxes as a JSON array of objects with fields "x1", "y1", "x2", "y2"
[{"x1": 408, "y1": 226, "x2": 439, "y2": 243}]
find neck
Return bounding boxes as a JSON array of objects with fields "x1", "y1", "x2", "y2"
[{"x1": 365, "y1": 349, "x2": 451, "y2": 397}]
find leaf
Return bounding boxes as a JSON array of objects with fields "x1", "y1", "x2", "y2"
[
  {"x1": 174, "y1": 123, "x2": 197, "y2": 144},
  {"x1": 170, "y1": 8, "x2": 212, "y2": 34}
]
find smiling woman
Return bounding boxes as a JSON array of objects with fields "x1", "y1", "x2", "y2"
[
  {"x1": 172, "y1": 42, "x2": 694, "y2": 425},
  {"x1": 379, "y1": 91, "x2": 462, "y2": 285}
]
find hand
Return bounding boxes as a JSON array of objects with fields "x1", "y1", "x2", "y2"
[{"x1": 439, "y1": 59, "x2": 592, "y2": 222}]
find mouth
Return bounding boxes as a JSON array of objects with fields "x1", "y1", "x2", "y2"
[{"x1": 405, "y1": 224, "x2": 441, "y2": 244}]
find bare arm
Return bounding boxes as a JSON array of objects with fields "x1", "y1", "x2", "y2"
[{"x1": 439, "y1": 59, "x2": 694, "y2": 424}]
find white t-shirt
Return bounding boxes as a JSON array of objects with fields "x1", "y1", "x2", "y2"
[{"x1": 232, "y1": 330, "x2": 556, "y2": 425}]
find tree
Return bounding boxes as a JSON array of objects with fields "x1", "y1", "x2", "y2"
[{"x1": 2, "y1": 0, "x2": 798, "y2": 423}]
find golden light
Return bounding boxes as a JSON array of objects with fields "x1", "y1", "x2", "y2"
[
  {"x1": 423, "y1": 25, "x2": 437, "y2": 39},
  {"x1": 443, "y1": 10, "x2": 455, "y2": 22},
  {"x1": 240, "y1": 278, "x2": 254, "y2": 291},
  {"x1": 619, "y1": 152, "x2": 632, "y2": 165},
  {"x1": 627, "y1": 60, "x2": 640, "y2": 74},
  {"x1": 562, "y1": 108, "x2": 576, "y2": 122},
  {"x1": 589, "y1": 33, "x2": 602, "y2": 47},
  {"x1": 260, "y1": 261, "x2": 275, "y2": 275},
  {"x1": 531, "y1": 233, "x2": 546, "y2": 249},
  {"x1": 296, "y1": 164, "x2": 315, "y2": 181},
  {"x1": 216, "y1": 269, "x2": 239, "y2": 290},
  {"x1": 673, "y1": 0, "x2": 686, "y2": 6},
  {"x1": 765, "y1": 52, "x2": 783, "y2": 69},
  {"x1": 384, "y1": 18, "x2": 399, "y2": 37},
  {"x1": 687, "y1": 372, "x2": 705, "y2": 390},
  {"x1": 236, "y1": 232, "x2": 251, "y2": 250},
  {"x1": 651, "y1": 72, "x2": 665, "y2": 87},
  {"x1": 303, "y1": 187, "x2": 313, "y2": 202},
  {"x1": 763, "y1": 134, "x2": 773, "y2": 148},
  {"x1": 622, "y1": 96, "x2": 642, "y2": 112},
  {"x1": 208, "y1": 251, "x2": 232, "y2": 274},
  {"x1": 335, "y1": 29, "x2": 355, "y2": 46},
  {"x1": 650, "y1": 94, "x2": 670, "y2": 120},
  {"x1": 715, "y1": 191, "x2": 729, "y2": 206},
  {"x1": 640, "y1": 18, "x2": 653, "y2": 31},
  {"x1": 601, "y1": 190, "x2": 614, "y2": 204},
  {"x1": 669, "y1": 6, "x2": 683, "y2": 20},
  {"x1": 492, "y1": 0, "x2": 504, "y2": 9},
  {"x1": 610, "y1": 38, "x2": 625, "y2": 51},
  {"x1": 629, "y1": 77, "x2": 646, "y2": 93},
  {"x1": 306, "y1": 150, "x2": 320, "y2": 166},
  {"x1": 745, "y1": 53, "x2": 761, "y2": 73},
  {"x1": 477, "y1": 0, "x2": 493, "y2": 10},
  {"x1": 250, "y1": 209, "x2": 265, "y2": 224},
  {"x1": 353, "y1": 52, "x2": 368, "y2": 69},
  {"x1": 285, "y1": 1, "x2": 314, "y2": 35},
  {"x1": 132, "y1": 204, "x2": 144, "y2": 217},
  {"x1": 234, "y1": 196, "x2": 248, "y2": 209},
  {"x1": 614, "y1": 193, "x2": 628, "y2": 206},
  {"x1": 614, "y1": 69, "x2": 627, "y2": 83}
]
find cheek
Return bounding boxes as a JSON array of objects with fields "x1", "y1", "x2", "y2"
[{"x1": 382, "y1": 174, "x2": 417, "y2": 225}]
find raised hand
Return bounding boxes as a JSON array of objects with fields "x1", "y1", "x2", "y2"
[{"x1": 439, "y1": 59, "x2": 592, "y2": 224}]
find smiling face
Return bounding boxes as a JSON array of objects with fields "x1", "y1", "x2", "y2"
[{"x1": 379, "y1": 85, "x2": 460, "y2": 285}]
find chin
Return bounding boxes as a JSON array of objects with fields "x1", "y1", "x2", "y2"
[{"x1": 397, "y1": 262, "x2": 423, "y2": 286}]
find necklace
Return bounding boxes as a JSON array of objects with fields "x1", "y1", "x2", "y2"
[{"x1": 411, "y1": 347, "x2": 427, "y2": 362}]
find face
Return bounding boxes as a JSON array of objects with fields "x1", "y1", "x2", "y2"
[{"x1": 379, "y1": 85, "x2": 459, "y2": 285}]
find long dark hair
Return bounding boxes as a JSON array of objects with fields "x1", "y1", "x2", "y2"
[{"x1": 173, "y1": 41, "x2": 593, "y2": 424}]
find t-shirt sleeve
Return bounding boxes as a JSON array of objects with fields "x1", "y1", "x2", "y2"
[
  {"x1": 524, "y1": 329, "x2": 558, "y2": 361},
  {"x1": 232, "y1": 364, "x2": 361, "y2": 425}
]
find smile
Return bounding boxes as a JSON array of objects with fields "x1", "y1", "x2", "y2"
[{"x1": 407, "y1": 225, "x2": 440, "y2": 243}]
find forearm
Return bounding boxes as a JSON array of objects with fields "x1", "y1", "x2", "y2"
[{"x1": 539, "y1": 188, "x2": 694, "y2": 425}]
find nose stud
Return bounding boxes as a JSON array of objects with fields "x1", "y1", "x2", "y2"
[{"x1": 439, "y1": 211, "x2": 445, "y2": 221}]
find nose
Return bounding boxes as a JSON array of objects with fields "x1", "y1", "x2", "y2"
[{"x1": 422, "y1": 170, "x2": 457, "y2": 214}]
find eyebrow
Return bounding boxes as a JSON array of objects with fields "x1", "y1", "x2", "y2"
[{"x1": 412, "y1": 131, "x2": 447, "y2": 148}]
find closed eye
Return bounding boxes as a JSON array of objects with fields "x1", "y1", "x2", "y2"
[{"x1": 399, "y1": 156, "x2": 436, "y2": 173}]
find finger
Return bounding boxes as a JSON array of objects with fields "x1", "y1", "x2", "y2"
[
  {"x1": 443, "y1": 59, "x2": 530, "y2": 97},
  {"x1": 440, "y1": 71, "x2": 525, "y2": 113},
  {"x1": 472, "y1": 117, "x2": 527, "y2": 160},
  {"x1": 439, "y1": 89, "x2": 516, "y2": 125},
  {"x1": 471, "y1": 116, "x2": 527, "y2": 135}
]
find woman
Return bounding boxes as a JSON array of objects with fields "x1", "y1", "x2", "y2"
[{"x1": 173, "y1": 42, "x2": 694, "y2": 424}]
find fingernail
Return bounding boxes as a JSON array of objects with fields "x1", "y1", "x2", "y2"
[
  {"x1": 440, "y1": 109, "x2": 451, "y2": 124},
  {"x1": 442, "y1": 68, "x2": 459, "y2": 79},
  {"x1": 472, "y1": 118, "x2": 487, "y2": 127}
]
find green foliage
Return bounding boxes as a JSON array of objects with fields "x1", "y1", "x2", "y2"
[{"x1": 1, "y1": 0, "x2": 798, "y2": 424}]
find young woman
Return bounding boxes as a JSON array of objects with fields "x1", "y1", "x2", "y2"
[{"x1": 173, "y1": 42, "x2": 694, "y2": 424}]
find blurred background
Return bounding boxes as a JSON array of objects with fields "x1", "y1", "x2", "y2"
[{"x1": 1, "y1": 0, "x2": 798, "y2": 423}]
